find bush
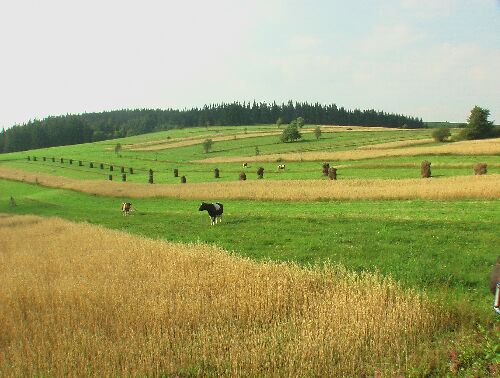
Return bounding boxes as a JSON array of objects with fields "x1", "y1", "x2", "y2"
[
  {"x1": 280, "y1": 123, "x2": 301, "y2": 143},
  {"x1": 432, "y1": 128, "x2": 451, "y2": 142},
  {"x1": 181, "y1": 176, "x2": 187, "y2": 184},
  {"x1": 214, "y1": 168, "x2": 220, "y2": 178},
  {"x1": 239, "y1": 172, "x2": 247, "y2": 181}
]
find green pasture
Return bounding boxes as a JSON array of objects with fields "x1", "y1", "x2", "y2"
[
  {"x1": 1, "y1": 154, "x2": 499, "y2": 184},
  {"x1": 1, "y1": 179, "x2": 499, "y2": 315},
  {"x1": 0, "y1": 125, "x2": 497, "y2": 183}
]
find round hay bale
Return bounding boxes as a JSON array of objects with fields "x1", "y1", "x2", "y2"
[
  {"x1": 421, "y1": 161, "x2": 431, "y2": 178},
  {"x1": 322, "y1": 162, "x2": 330, "y2": 176},
  {"x1": 257, "y1": 167, "x2": 264, "y2": 179},
  {"x1": 473, "y1": 163, "x2": 487, "y2": 175},
  {"x1": 328, "y1": 167, "x2": 337, "y2": 180}
]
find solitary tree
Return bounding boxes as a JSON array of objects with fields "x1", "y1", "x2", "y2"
[
  {"x1": 314, "y1": 126, "x2": 322, "y2": 140},
  {"x1": 432, "y1": 127, "x2": 451, "y2": 142},
  {"x1": 202, "y1": 139, "x2": 214, "y2": 153},
  {"x1": 296, "y1": 117, "x2": 305, "y2": 128},
  {"x1": 460, "y1": 106, "x2": 494, "y2": 140},
  {"x1": 280, "y1": 122, "x2": 301, "y2": 143},
  {"x1": 276, "y1": 117, "x2": 284, "y2": 128},
  {"x1": 114, "y1": 143, "x2": 122, "y2": 155}
]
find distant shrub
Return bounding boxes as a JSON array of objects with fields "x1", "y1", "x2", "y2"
[
  {"x1": 89, "y1": 162, "x2": 94, "y2": 168},
  {"x1": 214, "y1": 168, "x2": 220, "y2": 179},
  {"x1": 148, "y1": 169, "x2": 153, "y2": 184},
  {"x1": 174, "y1": 168, "x2": 179, "y2": 177},
  {"x1": 181, "y1": 176, "x2": 187, "y2": 184},
  {"x1": 99, "y1": 163, "x2": 104, "y2": 169},
  {"x1": 239, "y1": 172, "x2": 247, "y2": 181},
  {"x1": 473, "y1": 163, "x2": 487, "y2": 175},
  {"x1": 129, "y1": 167, "x2": 134, "y2": 174},
  {"x1": 432, "y1": 128, "x2": 451, "y2": 142},
  {"x1": 121, "y1": 174, "x2": 126, "y2": 182},
  {"x1": 421, "y1": 161, "x2": 431, "y2": 178},
  {"x1": 121, "y1": 167, "x2": 125, "y2": 173}
]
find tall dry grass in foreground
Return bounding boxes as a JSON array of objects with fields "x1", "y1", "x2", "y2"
[
  {"x1": 0, "y1": 214, "x2": 449, "y2": 376},
  {"x1": 196, "y1": 137, "x2": 500, "y2": 163},
  {"x1": 0, "y1": 167, "x2": 499, "y2": 200}
]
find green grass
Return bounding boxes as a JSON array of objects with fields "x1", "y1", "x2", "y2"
[
  {"x1": 2, "y1": 178, "x2": 498, "y2": 313},
  {"x1": 0, "y1": 124, "x2": 497, "y2": 184}
]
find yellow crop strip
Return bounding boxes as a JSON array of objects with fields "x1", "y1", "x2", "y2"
[
  {"x1": 0, "y1": 214, "x2": 448, "y2": 376},
  {"x1": 0, "y1": 167, "x2": 499, "y2": 200}
]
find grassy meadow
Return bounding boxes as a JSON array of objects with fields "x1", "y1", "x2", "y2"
[{"x1": 0, "y1": 124, "x2": 499, "y2": 376}]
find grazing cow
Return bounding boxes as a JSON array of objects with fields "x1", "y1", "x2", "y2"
[
  {"x1": 277, "y1": 164, "x2": 286, "y2": 170},
  {"x1": 199, "y1": 202, "x2": 223, "y2": 225},
  {"x1": 121, "y1": 202, "x2": 132, "y2": 216},
  {"x1": 243, "y1": 163, "x2": 248, "y2": 168}
]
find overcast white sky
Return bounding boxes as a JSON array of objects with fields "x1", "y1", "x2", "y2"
[{"x1": 0, "y1": 0, "x2": 499, "y2": 128}]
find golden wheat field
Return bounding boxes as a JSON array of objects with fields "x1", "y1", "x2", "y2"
[
  {"x1": 196, "y1": 137, "x2": 500, "y2": 163},
  {"x1": 0, "y1": 166, "x2": 499, "y2": 201},
  {"x1": 0, "y1": 214, "x2": 451, "y2": 376}
]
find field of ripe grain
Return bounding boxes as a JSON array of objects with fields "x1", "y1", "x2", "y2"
[
  {"x1": 0, "y1": 214, "x2": 451, "y2": 377},
  {"x1": 1, "y1": 166, "x2": 499, "y2": 200}
]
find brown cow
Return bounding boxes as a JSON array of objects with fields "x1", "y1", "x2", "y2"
[{"x1": 121, "y1": 202, "x2": 132, "y2": 216}]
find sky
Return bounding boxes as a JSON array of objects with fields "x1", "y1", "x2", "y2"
[{"x1": 0, "y1": 0, "x2": 499, "y2": 129}]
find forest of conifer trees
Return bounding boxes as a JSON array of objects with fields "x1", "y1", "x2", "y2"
[{"x1": 0, "y1": 101, "x2": 424, "y2": 153}]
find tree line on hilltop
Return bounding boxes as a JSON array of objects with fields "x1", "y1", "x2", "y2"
[{"x1": 0, "y1": 101, "x2": 424, "y2": 153}]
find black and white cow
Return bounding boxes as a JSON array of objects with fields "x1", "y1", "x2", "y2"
[
  {"x1": 121, "y1": 202, "x2": 132, "y2": 216},
  {"x1": 243, "y1": 163, "x2": 248, "y2": 168},
  {"x1": 199, "y1": 202, "x2": 224, "y2": 225},
  {"x1": 277, "y1": 164, "x2": 286, "y2": 170}
]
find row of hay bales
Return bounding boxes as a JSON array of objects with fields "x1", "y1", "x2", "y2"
[
  {"x1": 420, "y1": 161, "x2": 487, "y2": 178},
  {"x1": 27, "y1": 156, "x2": 489, "y2": 184}
]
